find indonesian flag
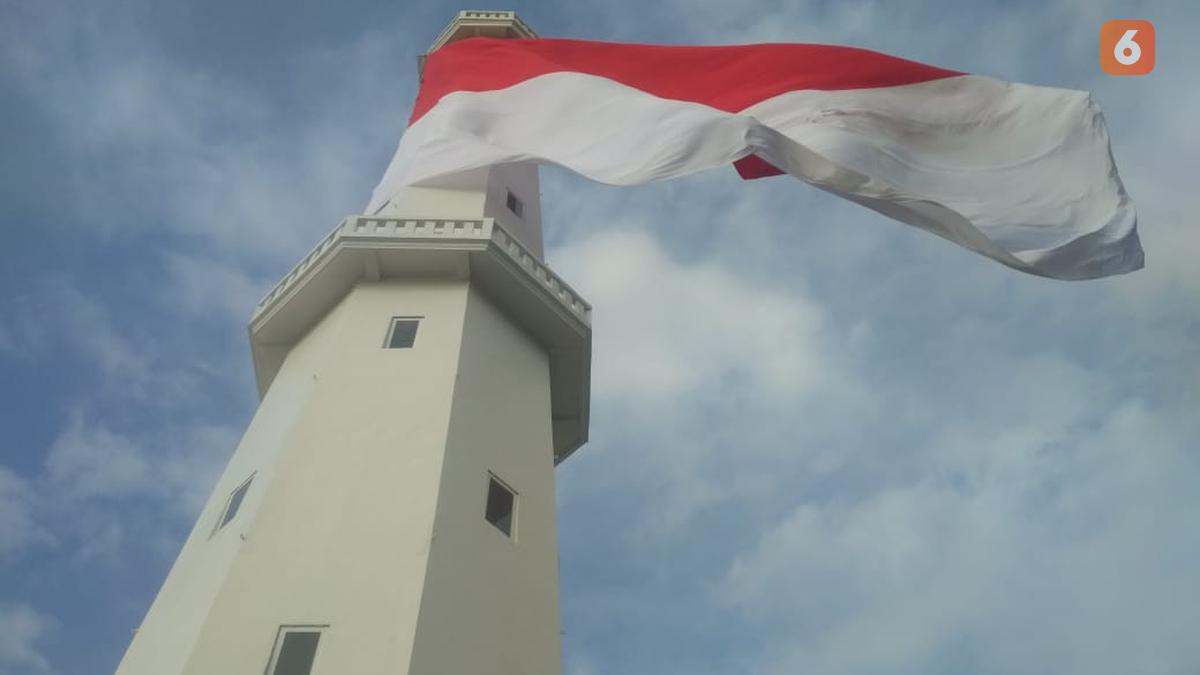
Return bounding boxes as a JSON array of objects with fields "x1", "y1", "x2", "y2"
[{"x1": 368, "y1": 38, "x2": 1143, "y2": 280}]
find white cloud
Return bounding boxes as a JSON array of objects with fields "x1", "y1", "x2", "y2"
[
  {"x1": 0, "y1": 604, "x2": 54, "y2": 674},
  {"x1": 0, "y1": 468, "x2": 50, "y2": 561},
  {"x1": 716, "y1": 379, "x2": 1200, "y2": 675},
  {"x1": 566, "y1": 656, "x2": 598, "y2": 675},
  {"x1": 554, "y1": 227, "x2": 832, "y2": 404},
  {"x1": 32, "y1": 410, "x2": 236, "y2": 566},
  {"x1": 11, "y1": 280, "x2": 243, "y2": 409},
  {"x1": 44, "y1": 411, "x2": 152, "y2": 502},
  {"x1": 38, "y1": 282, "x2": 150, "y2": 385},
  {"x1": 0, "y1": 1, "x2": 413, "y2": 267},
  {"x1": 162, "y1": 253, "x2": 269, "y2": 321},
  {"x1": 43, "y1": 409, "x2": 234, "y2": 519},
  {"x1": 552, "y1": 225, "x2": 859, "y2": 535}
]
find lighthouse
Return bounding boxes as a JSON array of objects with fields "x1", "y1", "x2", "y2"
[{"x1": 114, "y1": 11, "x2": 590, "y2": 675}]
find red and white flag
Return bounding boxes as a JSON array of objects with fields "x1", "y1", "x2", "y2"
[{"x1": 368, "y1": 38, "x2": 1143, "y2": 280}]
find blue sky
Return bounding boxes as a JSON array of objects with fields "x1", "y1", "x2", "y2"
[{"x1": 1, "y1": 1, "x2": 1197, "y2": 674}]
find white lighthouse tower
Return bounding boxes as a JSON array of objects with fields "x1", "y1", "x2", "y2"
[{"x1": 114, "y1": 11, "x2": 590, "y2": 675}]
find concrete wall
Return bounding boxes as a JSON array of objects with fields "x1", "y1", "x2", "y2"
[
  {"x1": 182, "y1": 280, "x2": 467, "y2": 675},
  {"x1": 378, "y1": 163, "x2": 544, "y2": 259},
  {"x1": 484, "y1": 162, "x2": 544, "y2": 260},
  {"x1": 407, "y1": 285, "x2": 562, "y2": 675},
  {"x1": 116, "y1": 276, "x2": 564, "y2": 675},
  {"x1": 114, "y1": 282, "x2": 348, "y2": 675},
  {"x1": 117, "y1": 279, "x2": 465, "y2": 674}
]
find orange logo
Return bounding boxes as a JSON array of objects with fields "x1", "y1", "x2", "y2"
[{"x1": 1101, "y1": 20, "x2": 1155, "y2": 75}]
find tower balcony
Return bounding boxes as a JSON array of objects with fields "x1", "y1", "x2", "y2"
[{"x1": 249, "y1": 215, "x2": 591, "y2": 463}]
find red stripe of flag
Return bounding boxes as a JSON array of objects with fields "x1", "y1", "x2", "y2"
[
  {"x1": 412, "y1": 37, "x2": 963, "y2": 124},
  {"x1": 733, "y1": 154, "x2": 786, "y2": 179}
]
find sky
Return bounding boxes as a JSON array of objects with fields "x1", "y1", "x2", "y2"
[{"x1": 0, "y1": 0, "x2": 1197, "y2": 674}]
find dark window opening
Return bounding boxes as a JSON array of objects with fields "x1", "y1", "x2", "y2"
[
  {"x1": 505, "y1": 190, "x2": 524, "y2": 218},
  {"x1": 485, "y1": 475, "x2": 516, "y2": 537},
  {"x1": 217, "y1": 475, "x2": 253, "y2": 532},
  {"x1": 270, "y1": 630, "x2": 321, "y2": 675},
  {"x1": 385, "y1": 318, "x2": 420, "y2": 349}
]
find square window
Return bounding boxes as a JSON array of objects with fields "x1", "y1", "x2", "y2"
[
  {"x1": 485, "y1": 475, "x2": 516, "y2": 538},
  {"x1": 267, "y1": 627, "x2": 323, "y2": 675},
  {"x1": 215, "y1": 474, "x2": 254, "y2": 533},
  {"x1": 505, "y1": 190, "x2": 524, "y2": 218},
  {"x1": 385, "y1": 318, "x2": 420, "y2": 349}
]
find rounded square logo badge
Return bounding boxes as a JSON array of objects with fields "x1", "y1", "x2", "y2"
[{"x1": 1101, "y1": 20, "x2": 1155, "y2": 75}]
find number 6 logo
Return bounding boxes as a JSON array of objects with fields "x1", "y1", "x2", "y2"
[
  {"x1": 1114, "y1": 29, "x2": 1141, "y2": 65},
  {"x1": 1102, "y1": 20, "x2": 1155, "y2": 75}
]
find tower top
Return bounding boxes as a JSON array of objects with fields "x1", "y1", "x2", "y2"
[
  {"x1": 249, "y1": 215, "x2": 591, "y2": 462},
  {"x1": 377, "y1": 10, "x2": 546, "y2": 259},
  {"x1": 430, "y1": 10, "x2": 536, "y2": 52},
  {"x1": 419, "y1": 11, "x2": 536, "y2": 75}
]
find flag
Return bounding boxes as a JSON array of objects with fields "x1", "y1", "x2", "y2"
[{"x1": 368, "y1": 38, "x2": 1143, "y2": 280}]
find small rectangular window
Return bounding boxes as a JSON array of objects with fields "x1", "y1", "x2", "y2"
[
  {"x1": 485, "y1": 474, "x2": 516, "y2": 538},
  {"x1": 385, "y1": 317, "x2": 420, "y2": 349},
  {"x1": 267, "y1": 627, "x2": 323, "y2": 675},
  {"x1": 215, "y1": 474, "x2": 254, "y2": 533},
  {"x1": 505, "y1": 190, "x2": 524, "y2": 218}
]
